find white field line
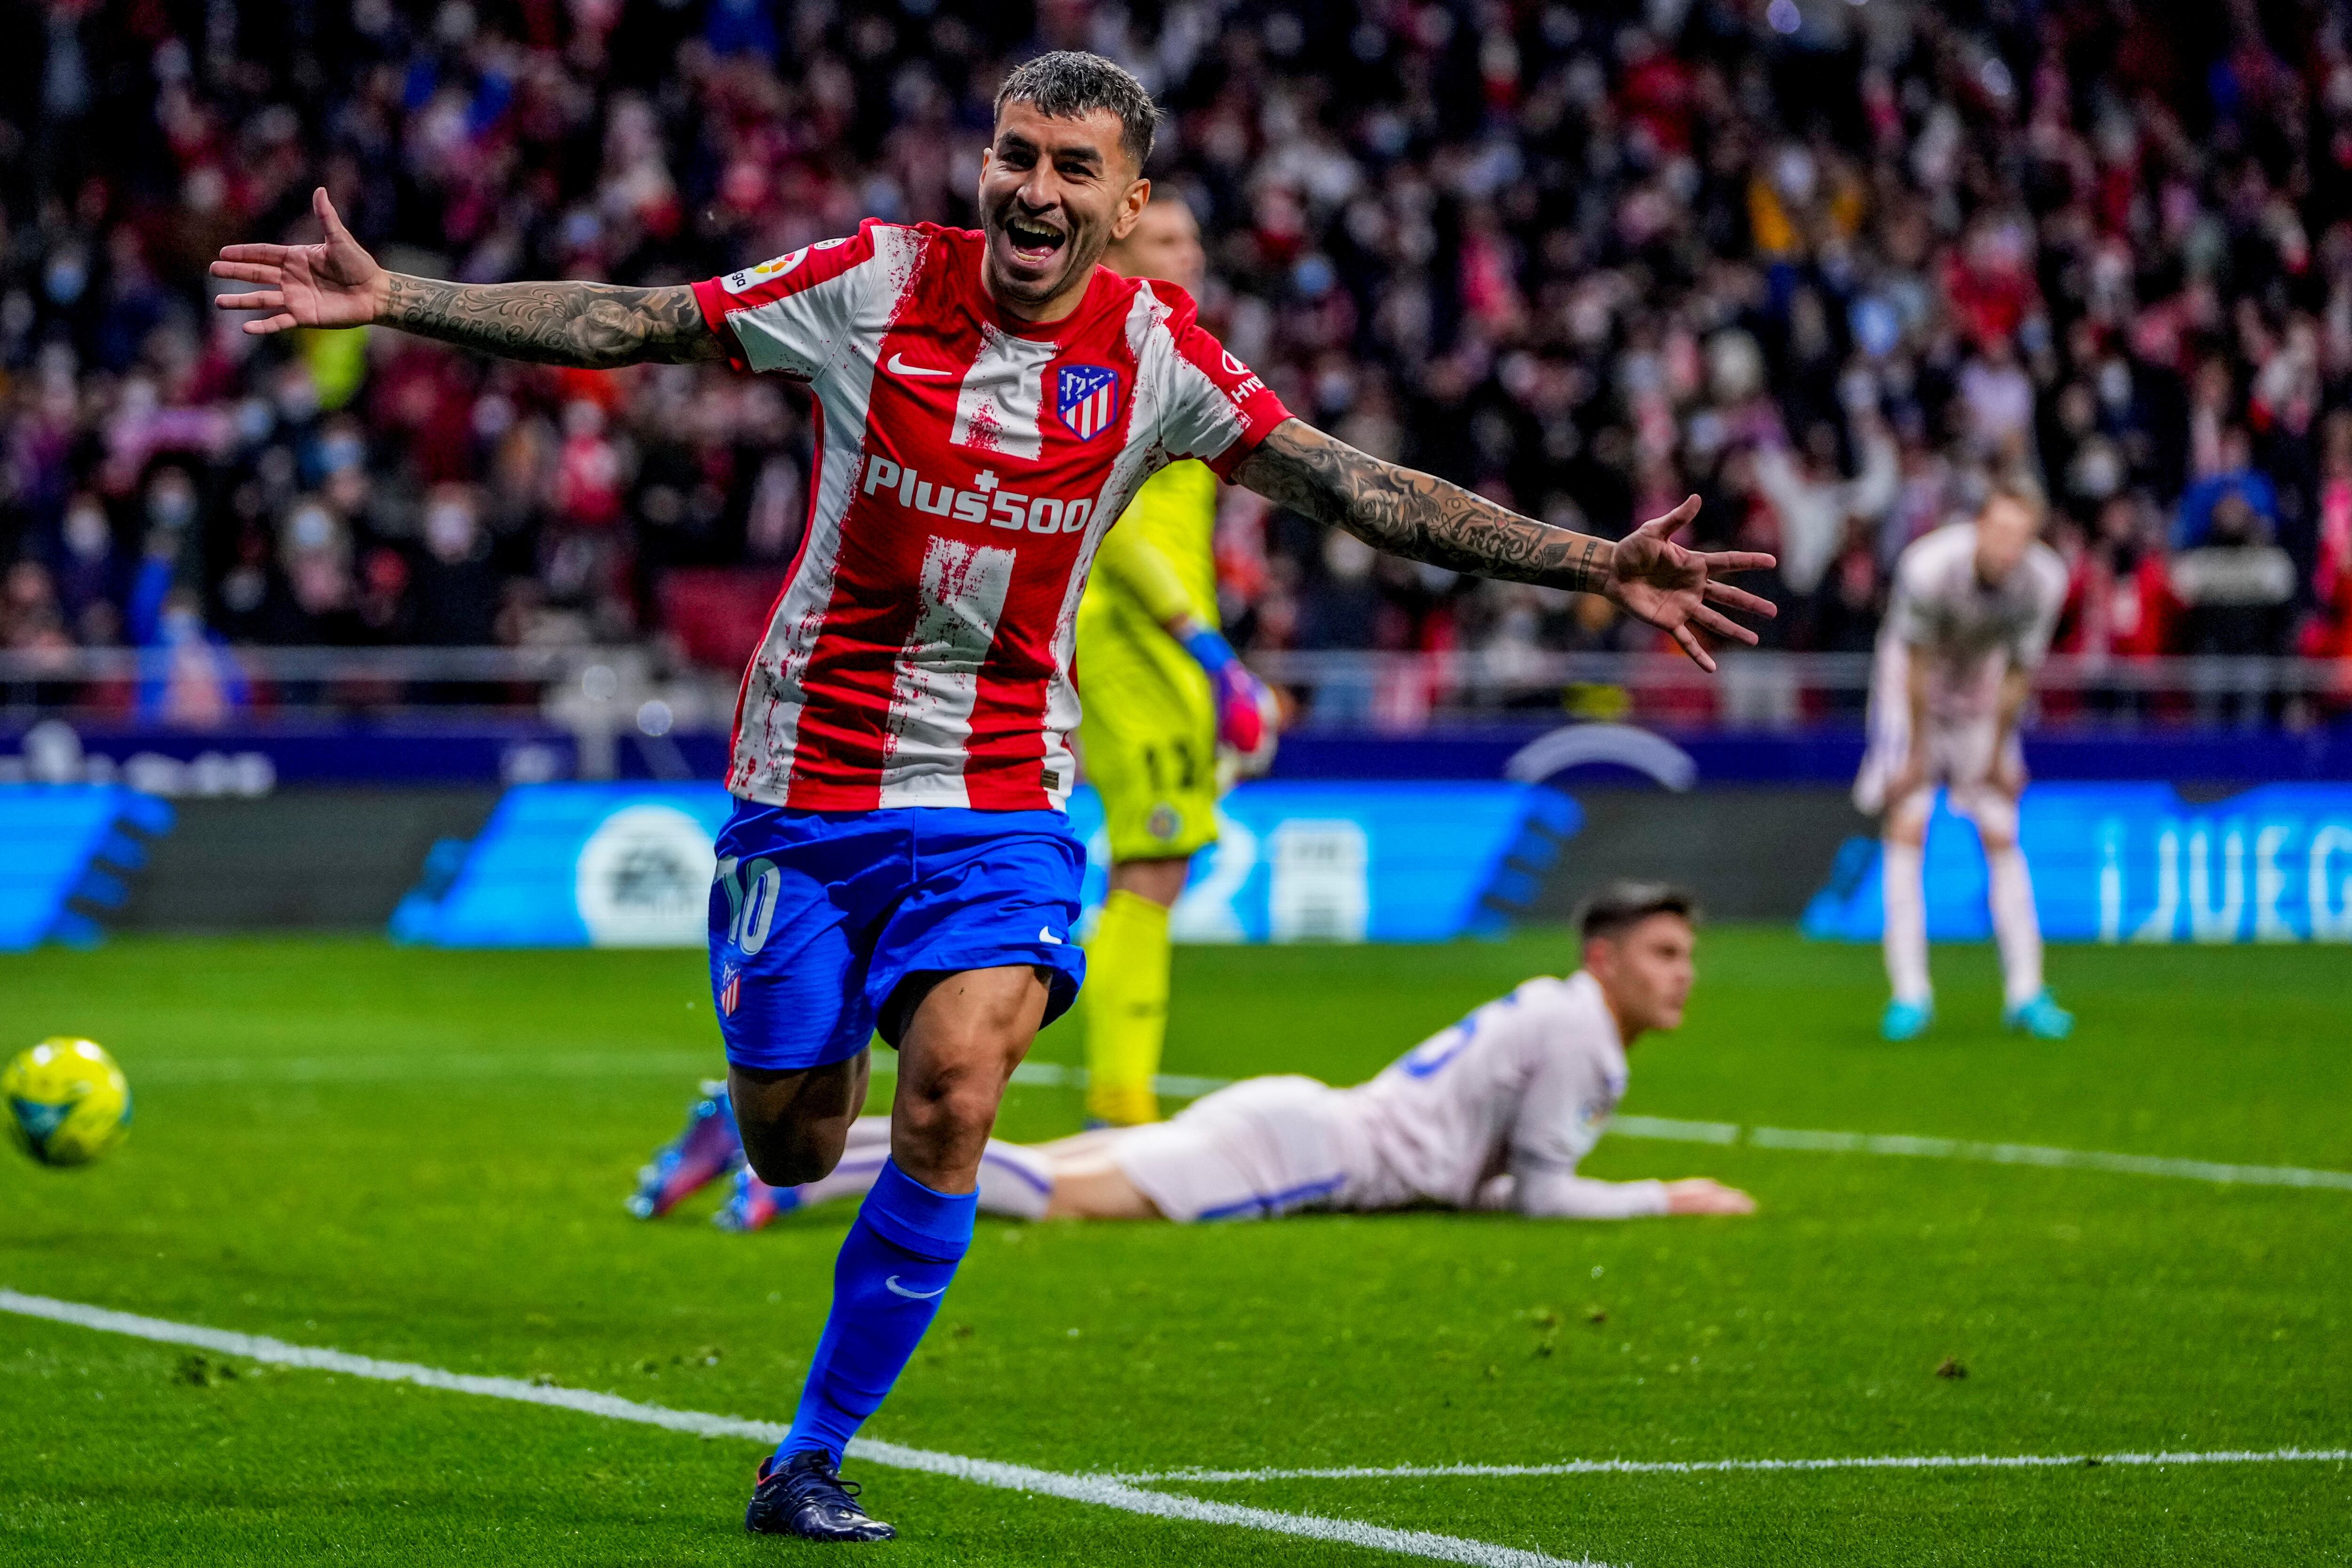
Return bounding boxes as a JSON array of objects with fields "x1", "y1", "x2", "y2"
[
  {"x1": 127, "y1": 1056, "x2": 2351, "y2": 1192},
  {"x1": 1610, "y1": 1115, "x2": 2352, "y2": 1192},
  {"x1": 1123, "y1": 1447, "x2": 2352, "y2": 1484},
  {"x1": 0, "y1": 1289, "x2": 1599, "y2": 1568}
]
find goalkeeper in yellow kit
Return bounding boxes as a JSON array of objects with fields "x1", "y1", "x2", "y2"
[{"x1": 1078, "y1": 194, "x2": 1278, "y2": 1125}]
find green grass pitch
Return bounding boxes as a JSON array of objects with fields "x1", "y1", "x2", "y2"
[{"x1": 2, "y1": 928, "x2": 2347, "y2": 1565}]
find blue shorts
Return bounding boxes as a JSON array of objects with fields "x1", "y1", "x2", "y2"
[{"x1": 708, "y1": 802, "x2": 1087, "y2": 1072}]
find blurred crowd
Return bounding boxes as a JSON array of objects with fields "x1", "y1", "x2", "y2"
[{"x1": 5, "y1": 0, "x2": 2352, "y2": 710}]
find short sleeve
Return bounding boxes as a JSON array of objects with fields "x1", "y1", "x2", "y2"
[
  {"x1": 2009, "y1": 549, "x2": 2067, "y2": 669},
  {"x1": 691, "y1": 220, "x2": 889, "y2": 379},
  {"x1": 1885, "y1": 546, "x2": 1938, "y2": 649},
  {"x1": 1503, "y1": 988, "x2": 1615, "y2": 1178},
  {"x1": 1146, "y1": 285, "x2": 1293, "y2": 480}
]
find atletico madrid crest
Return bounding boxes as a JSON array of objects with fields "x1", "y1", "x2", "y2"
[
  {"x1": 718, "y1": 965, "x2": 742, "y2": 1017},
  {"x1": 1055, "y1": 365, "x2": 1123, "y2": 442}
]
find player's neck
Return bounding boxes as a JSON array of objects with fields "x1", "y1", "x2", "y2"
[
  {"x1": 1588, "y1": 977, "x2": 1643, "y2": 1050},
  {"x1": 984, "y1": 263, "x2": 1097, "y2": 327}
]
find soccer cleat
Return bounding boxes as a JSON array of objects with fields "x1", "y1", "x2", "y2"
[
  {"x1": 1880, "y1": 997, "x2": 1934, "y2": 1041},
  {"x1": 2005, "y1": 990, "x2": 2074, "y2": 1040},
  {"x1": 625, "y1": 1082, "x2": 744, "y2": 1220},
  {"x1": 745, "y1": 1451, "x2": 896, "y2": 1542},
  {"x1": 713, "y1": 1164, "x2": 800, "y2": 1233}
]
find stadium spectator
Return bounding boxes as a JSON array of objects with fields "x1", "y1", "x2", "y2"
[{"x1": 2, "y1": 0, "x2": 2350, "y2": 697}]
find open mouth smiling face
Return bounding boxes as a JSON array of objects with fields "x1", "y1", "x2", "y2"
[
  {"x1": 998, "y1": 209, "x2": 1070, "y2": 274},
  {"x1": 978, "y1": 101, "x2": 1145, "y2": 315}
]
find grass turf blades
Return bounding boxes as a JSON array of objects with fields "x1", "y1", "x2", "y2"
[{"x1": 1, "y1": 930, "x2": 2347, "y2": 1564}]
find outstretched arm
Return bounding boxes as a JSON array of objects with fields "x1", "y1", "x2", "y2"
[
  {"x1": 212, "y1": 188, "x2": 723, "y2": 369},
  {"x1": 1231, "y1": 419, "x2": 1777, "y2": 669}
]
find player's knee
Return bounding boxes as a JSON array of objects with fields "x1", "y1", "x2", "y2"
[
  {"x1": 737, "y1": 1112, "x2": 849, "y2": 1187},
  {"x1": 894, "y1": 1067, "x2": 1000, "y2": 1154},
  {"x1": 744, "y1": 1132, "x2": 838, "y2": 1188}
]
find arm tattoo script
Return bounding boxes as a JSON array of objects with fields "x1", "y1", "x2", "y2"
[
  {"x1": 378, "y1": 276, "x2": 725, "y2": 368},
  {"x1": 1233, "y1": 420, "x2": 1611, "y2": 594}
]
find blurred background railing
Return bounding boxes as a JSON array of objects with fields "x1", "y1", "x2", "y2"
[
  {"x1": 4, "y1": 644, "x2": 2345, "y2": 737},
  {"x1": 1250, "y1": 650, "x2": 2352, "y2": 733}
]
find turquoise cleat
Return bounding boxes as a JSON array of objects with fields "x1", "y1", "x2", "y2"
[
  {"x1": 626, "y1": 1082, "x2": 744, "y2": 1220},
  {"x1": 2005, "y1": 990, "x2": 2074, "y2": 1039},
  {"x1": 714, "y1": 1164, "x2": 800, "y2": 1233},
  {"x1": 1880, "y1": 997, "x2": 1934, "y2": 1041}
]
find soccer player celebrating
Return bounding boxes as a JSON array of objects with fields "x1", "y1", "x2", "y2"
[
  {"x1": 1854, "y1": 477, "x2": 2072, "y2": 1042},
  {"x1": 669, "y1": 881, "x2": 1753, "y2": 1228},
  {"x1": 1076, "y1": 191, "x2": 1275, "y2": 1128},
  {"x1": 215, "y1": 54, "x2": 1772, "y2": 1543}
]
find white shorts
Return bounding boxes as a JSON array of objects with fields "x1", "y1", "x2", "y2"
[
  {"x1": 1854, "y1": 711, "x2": 2020, "y2": 832},
  {"x1": 1109, "y1": 1075, "x2": 1376, "y2": 1222}
]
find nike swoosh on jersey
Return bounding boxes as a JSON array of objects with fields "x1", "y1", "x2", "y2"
[
  {"x1": 1037, "y1": 926, "x2": 1064, "y2": 945},
  {"x1": 884, "y1": 1275, "x2": 949, "y2": 1300},
  {"x1": 886, "y1": 353, "x2": 951, "y2": 377}
]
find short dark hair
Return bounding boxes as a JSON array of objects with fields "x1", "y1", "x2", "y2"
[
  {"x1": 1575, "y1": 881, "x2": 1700, "y2": 945},
  {"x1": 994, "y1": 51, "x2": 1160, "y2": 170}
]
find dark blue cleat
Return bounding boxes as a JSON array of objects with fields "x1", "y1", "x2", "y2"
[{"x1": 746, "y1": 1451, "x2": 895, "y2": 1542}]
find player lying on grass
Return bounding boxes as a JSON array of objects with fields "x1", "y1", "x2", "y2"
[
  {"x1": 216, "y1": 51, "x2": 1772, "y2": 1544},
  {"x1": 1855, "y1": 475, "x2": 2072, "y2": 1042},
  {"x1": 635, "y1": 881, "x2": 1754, "y2": 1228}
]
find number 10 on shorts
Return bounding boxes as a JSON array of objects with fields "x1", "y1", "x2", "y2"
[{"x1": 715, "y1": 855, "x2": 783, "y2": 954}]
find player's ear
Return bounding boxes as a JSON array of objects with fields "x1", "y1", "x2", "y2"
[{"x1": 1109, "y1": 177, "x2": 1151, "y2": 242}]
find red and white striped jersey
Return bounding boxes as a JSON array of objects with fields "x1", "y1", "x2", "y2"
[{"x1": 691, "y1": 220, "x2": 1291, "y2": 812}]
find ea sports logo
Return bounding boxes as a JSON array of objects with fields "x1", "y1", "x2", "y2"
[{"x1": 575, "y1": 804, "x2": 717, "y2": 947}]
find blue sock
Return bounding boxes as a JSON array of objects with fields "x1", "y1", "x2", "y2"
[{"x1": 777, "y1": 1157, "x2": 976, "y2": 1466}]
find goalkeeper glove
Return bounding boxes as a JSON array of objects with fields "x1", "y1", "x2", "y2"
[{"x1": 1180, "y1": 624, "x2": 1275, "y2": 759}]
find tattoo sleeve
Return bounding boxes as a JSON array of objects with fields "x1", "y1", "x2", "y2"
[
  {"x1": 1232, "y1": 419, "x2": 1612, "y2": 594},
  {"x1": 377, "y1": 276, "x2": 726, "y2": 368}
]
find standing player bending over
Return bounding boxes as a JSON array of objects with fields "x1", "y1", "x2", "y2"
[
  {"x1": 214, "y1": 53, "x2": 1773, "y2": 1543},
  {"x1": 1855, "y1": 478, "x2": 2072, "y2": 1042},
  {"x1": 652, "y1": 882, "x2": 1754, "y2": 1228},
  {"x1": 1077, "y1": 191, "x2": 1276, "y2": 1128}
]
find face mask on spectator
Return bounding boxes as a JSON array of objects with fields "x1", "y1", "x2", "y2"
[
  {"x1": 147, "y1": 478, "x2": 197, "y2": 532},
  {"x1": 426, "y1": 499, "x2": 478, "y2": 563},
  {"x1": 65, "y1": 502, "x2": 111, "y2": 561}
]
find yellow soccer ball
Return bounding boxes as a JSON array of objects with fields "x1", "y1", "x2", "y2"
[{"x1": 3, "y1": 1037, "x2": 132, "y2": 1167}]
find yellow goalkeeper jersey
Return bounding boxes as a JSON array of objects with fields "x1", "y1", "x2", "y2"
[{"x1": 1077, "y1": 459, "x2": 1222, "y2": 859}]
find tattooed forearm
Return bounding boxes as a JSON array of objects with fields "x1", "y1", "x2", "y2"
[
  {"x1": 377, "y1": 276, "x2": 724, "y2": 368},
  {"x1": 1234, "y1": 420, "x2": 1613, "y2": 594}
]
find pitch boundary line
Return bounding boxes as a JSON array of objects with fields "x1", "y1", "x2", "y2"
[
  {"x1": 1121, "y1": 1446, "x2": 2352, "y2": 1484},
  {"x1": 1607, "y1": 1115, "x2": 2352, "y2": 1192},
  {"x1": 0, "y1": 1289, "x2": 1600, "y2": 1568}
]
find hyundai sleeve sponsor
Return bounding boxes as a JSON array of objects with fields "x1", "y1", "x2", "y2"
[
  {"x1": 1803, "y1": 783, "x2": 2352, "y2": 943},
  {"x1": 397, "y1": 781, "x2": 1575, "y2": 948}
]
